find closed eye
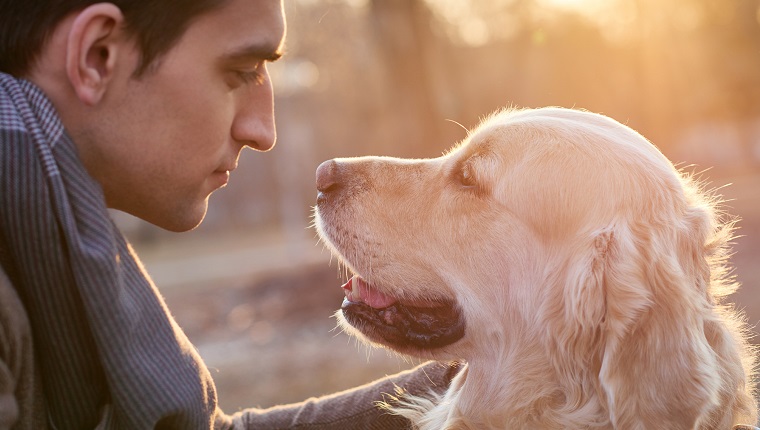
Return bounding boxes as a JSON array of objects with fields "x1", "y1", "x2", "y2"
[
  {"x1": 236, "y1": 69, "x2": 266, "y2": 85},
  {"x1": 221, "y1": 41, "x2": 283, "y2": 88},
  {"x1": 225, "y1": 59, "x2": 270, "y2": 88}
]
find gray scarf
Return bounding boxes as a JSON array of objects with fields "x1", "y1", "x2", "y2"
[{"x1": 0, "y1": 73, "x2": 217, "y2": 429}]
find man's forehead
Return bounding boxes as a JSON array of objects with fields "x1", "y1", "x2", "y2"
[{"x1": 192, "y1": 0, "x2": 286, "y2": 56}]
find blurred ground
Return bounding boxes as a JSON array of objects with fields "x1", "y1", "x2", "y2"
[
  {"x1": 131, "y1": 170, "x2": 760, "y2": 414},
  {"x1": 134, "y1": 226, "x2": 419, "y2": 412}
]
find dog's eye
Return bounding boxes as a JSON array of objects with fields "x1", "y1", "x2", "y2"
[{"x1": 457, "y1": 165, "x2": 477, "y2": 187}]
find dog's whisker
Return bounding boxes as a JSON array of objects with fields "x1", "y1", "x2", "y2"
[
  {"x1": 368, "y1": 250, "x2": 372, "y2": 286},
  {"x1": 444, "y1": 118, "x2": 470, "y2": 136}
]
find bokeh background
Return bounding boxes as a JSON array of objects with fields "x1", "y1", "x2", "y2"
[{"x1": 115, "y1": 0, "x2": 760, "y2": 413}]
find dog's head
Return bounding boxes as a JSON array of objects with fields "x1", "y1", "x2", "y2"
[{"x1": 313, "y1": 107, "x2": 755, "y2": 426}]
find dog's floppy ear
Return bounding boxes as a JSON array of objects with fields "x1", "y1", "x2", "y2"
[
  {"x1": 544, "y1": 228, "x2": 619, "y2": 415},
  {"x1": 555, "y1": 229, "x2": 614, "y2": 355},
  {"x1": 597, "y1": 212, "x2": 725, "y2": 429}
]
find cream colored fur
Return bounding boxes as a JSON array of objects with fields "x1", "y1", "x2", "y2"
[{"x1": 314, "y1": 107, "x2": 757, "y2": 429}]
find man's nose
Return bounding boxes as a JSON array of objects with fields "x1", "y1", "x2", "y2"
[{"x1": 231, "y1": 79, "x2": 276, "y2": 152}]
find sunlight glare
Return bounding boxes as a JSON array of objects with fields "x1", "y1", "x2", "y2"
[
  {"x1": 539, "y1": 0, "x2": 594, "y2": 12},
  {"x1": 536, "y1": 0, "x2": 618, "y2": 22},
  {"x1": 460, "y1": 17, "x2": 489, "y2": 46},
  {"x1": 534, "y1": 0, "x2": 635, "y2": 44}
]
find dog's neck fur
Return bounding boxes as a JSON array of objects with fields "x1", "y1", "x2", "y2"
[
  {"x1": 409, "y1": 340, "x2": 612, "y2": 429},
  {"x1": 405, "y1": 314, "x2": 754, "y2": 430}
]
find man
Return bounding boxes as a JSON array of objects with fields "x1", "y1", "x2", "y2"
[{"x1": 0, "y1": 0, "x2": 455, "y2": 428}]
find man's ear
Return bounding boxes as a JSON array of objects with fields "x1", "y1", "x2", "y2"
[{"x1": 66, "y1": 3, "x2": 128, "y2": 106}]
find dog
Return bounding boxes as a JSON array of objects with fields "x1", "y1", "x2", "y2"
[{"x1": 313, "y1": 107, "x2": 758, "y2": 429}]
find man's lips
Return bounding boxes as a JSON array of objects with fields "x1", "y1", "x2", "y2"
[
  {"x1": 209, "y1": 170, "x2": 230, "y2": 189},
  {"x1": 342, "y1": 276, "x2": 397, "y2": 308}
]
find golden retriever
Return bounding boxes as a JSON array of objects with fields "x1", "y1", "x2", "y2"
[{"x1": 313, "y1": 107, "x2": 758, "y2": 429}]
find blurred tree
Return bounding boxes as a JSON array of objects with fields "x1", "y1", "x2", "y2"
[{"x1": 368, "y1": 0, "x2": 453, "y2": 157}]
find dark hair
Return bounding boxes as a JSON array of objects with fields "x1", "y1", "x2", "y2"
[{"x1": 0, "y1": 0, "x2": 228, "y2": 77}]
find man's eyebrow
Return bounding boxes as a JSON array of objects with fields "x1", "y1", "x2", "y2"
[{"x1": 224, "y1": 43, "x2": 284, "y2": 63}]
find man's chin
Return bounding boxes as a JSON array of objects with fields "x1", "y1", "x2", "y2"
[
  {"x1": 115, "y1": 200, "x2": 208, "y2": 233},
  {"x1": 165, "y1": 205, "x2": 208, "y2": 232},
  {"x1": 162, "y1": 216, "x2": 205, "y2": 233}
]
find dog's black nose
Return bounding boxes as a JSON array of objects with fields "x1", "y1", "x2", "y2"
[{"x1": 316, "y1": 159, "x2": 340, "y2": 193}]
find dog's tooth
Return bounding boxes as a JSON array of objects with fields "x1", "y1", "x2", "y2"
[
  {"x1": 342, "y1": 276, "x2": 364, "y2": 303},
  {"x1": 349, "y1": 289, "x2": 362, "y2": 302}
]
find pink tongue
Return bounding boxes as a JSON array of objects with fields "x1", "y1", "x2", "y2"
[{"x1": 343, "y1": 276, "x2": 397, "y2": 309}]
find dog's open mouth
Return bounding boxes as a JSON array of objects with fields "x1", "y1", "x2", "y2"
[{"x1": 340, "y1": 276, "x2": 465, "y2": 350}]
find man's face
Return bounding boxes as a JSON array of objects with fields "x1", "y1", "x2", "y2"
[{"x1": 81, "y1": 0, "x2": 286, "y2": 231}]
